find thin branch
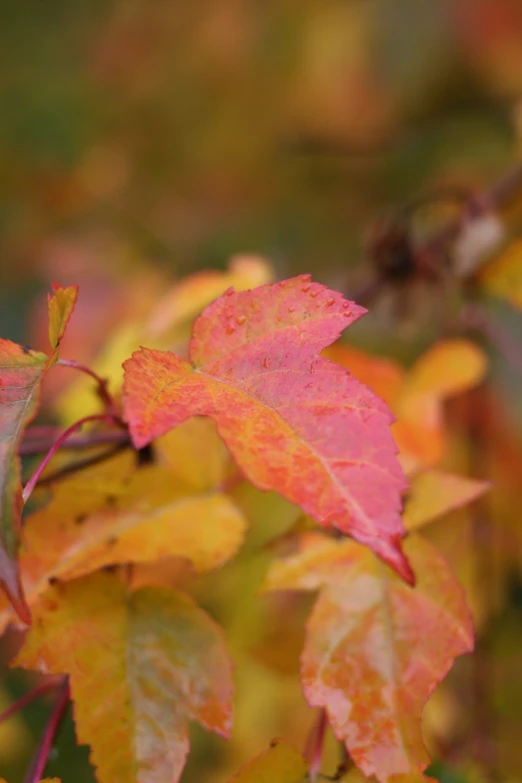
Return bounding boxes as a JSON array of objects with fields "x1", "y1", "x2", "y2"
[
  {"x1": 20, "y1": 428, "x2": 130, "y2": 456},
  {"x1": 0, "y1": 678, "x2": 62, "y2": 725},
  {"x1": 22, "y1": 414, "x2": 125, "y2": 502},
  {"x1": 57, "y1": 357, "x2": 117, "y2": 414},
  {"x1": 352, "y1": 161, "x2": 522, "y2": 306},
  {"x1": 34, "y1": 441, "x2": 131, "y2": 488},
  {"x1": 23, "y1": 677, "x2": 70, "y2": 783}
]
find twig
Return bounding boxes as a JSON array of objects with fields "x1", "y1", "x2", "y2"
[
  {"x1": 353, "y1": 161, "x2": 522, "y2": 306},
  {"x1": 34, "y1": 441, "x2": 130, "y2": 488},
  {"x1": 20, "y1": 428, "x2": 130, "y2": 456},
  {"x1": 22, "y1": 414, "x2": 125, "y2": 502},
  {"x1": 0, "y1": 678, "x2": 62, "y2": 725},
  {"x1": 23, "y1": 677, "x2": 70, "y2": 783},
  {"x1": 57, "y1": 358, "x2": 117, "y2": 414}
]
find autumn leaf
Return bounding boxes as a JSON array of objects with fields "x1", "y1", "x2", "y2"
[
  {"x1": 227, "y1": 739, "x2": 308, "y2": 782},
  {"x1": 326, "y1": 340, "x2": 487, "y2": 472},
  {"x1": 263, "y1": 533, "x2": 473, "y2": 783},
  {"x1": 0, "y1": 780, "x2": 60, "y2": 783},
  {"x1": 0, "y1": 283, "x2": 77, "y2": 621},
  {"x1": 123, "y1": 275, "x2": 413, "y2": 584},
  {"x1": 404, "y1": 469, "x2": 490, "y2": 531},
  {"x1": 0, "y1": 450, "x2": 246, "y2": 633},
  {"x1": 13, "y1": 571, "x2": 233, "y2": 783},
  {"x1": 61, "y1": 255, "x2": 272, "y2": 423}
]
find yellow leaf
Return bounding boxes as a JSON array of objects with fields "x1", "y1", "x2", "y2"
[
  {"x1": 479, "y1": 238, "x2": 522, "y2": 308},
  {"x1": 13, "y1": 572, "x2": 233, "y2": 783},
  {"x1": 227, "y1": 739, "x2": 308, "y2": 783},
  {"x1": 401, "y1": 339, "x2": 487, "y2": 401},
  {"x1": 0, "y1": 452, "x2": 246, "y2": 633},
  {"x1": 404, "y1": 470, "x2": 490, "y2": 531}
]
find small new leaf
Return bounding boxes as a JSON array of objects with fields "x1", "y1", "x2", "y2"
[
  {"x1": 13, "y1": 571, "x2": 233, "y2": 783},
  {"x1": 123, "y1": 276, "x2": 413, "y2": 583}
]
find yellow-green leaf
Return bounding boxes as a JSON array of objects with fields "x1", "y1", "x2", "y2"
[{"x1": 13, "y1": 571, "x2": 233, "y2": 783}]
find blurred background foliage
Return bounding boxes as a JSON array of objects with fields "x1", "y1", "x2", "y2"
[{"x1": 3, "y1": 1, "x2": 522, "y2": 782}]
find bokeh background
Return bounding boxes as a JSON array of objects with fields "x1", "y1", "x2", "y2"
[{"x1": 3, "y1": 1, "x2": 522, "y2": 781}]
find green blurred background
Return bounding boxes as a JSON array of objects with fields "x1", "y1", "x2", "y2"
[{"x1": 3, "y1": 1, "x2": 522, "y2": 781}]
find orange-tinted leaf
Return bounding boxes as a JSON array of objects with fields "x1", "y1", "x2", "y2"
[
  {"x1": 0, "y1": 284, "x2": 77, "y2": 621},
  {"x1": 329, "y1": 339, "x2": 487, "y2": 472},
  {"x1": 323, "y1": 344, "x2": 404, "y2": 407},
  {"x1": 0, "y1": 452, "x2": 246, "y2": 633},
  {"x1": 264, "y1": 534, "x2": 474, "y2": 783},
  {"x1": 123, "y1": 276, "x2": 412, "y2": 583},
  {"x1": 404, "y1": 470, "x2": 490, "y2": 531},
  {"x1": 400, "y1": 339, "x2": 487, "y2": 402},
  {"x1": 13, "y1": 571, "x2": 233, "y2": 783},
  {"x1": 227, "y1": 739, "x2": 308, "y2": 782}
]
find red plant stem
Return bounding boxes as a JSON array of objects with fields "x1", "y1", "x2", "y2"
[
  {"x1": 0, "y1": 678, "x2": 62, "y2": 725},
  {"x1": 20, "y1": 428, "x2": 130, "y2": 456},
  {"x1": 57, "y1": 357, "x2": 117, "y2": 413},
  {"x1": 22, "y1": 414, "x2": 124, "y2": 502},
  {"x1": 304, "y1": 709, "x2": 328, "y2": 782},
  {"x1": 23, "y1": 678, "x2": 70, "y2": 783}
]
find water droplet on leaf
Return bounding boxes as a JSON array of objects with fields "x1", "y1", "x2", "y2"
[
  {"x1": 310, "y1": 290, "x2": 319, "y2": 298},
  {"x1": 236, "y1": 314, "x2": 246, "y2": 325}
]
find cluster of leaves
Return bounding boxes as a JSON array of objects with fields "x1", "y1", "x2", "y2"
[{"x1": 0, "y1": 255, "x2": 506, "y2": 783}]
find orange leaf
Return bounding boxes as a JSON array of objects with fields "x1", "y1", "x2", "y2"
[
  {"x1": 13, "y1": 571, "x2": 233, "y2": 783},
  {"x1": 0, "y1": 284, "x2": 77, "y2": 621},
  {"x1": 329, "y1": 339, "x2": 487, "y2": 472},
  {"x1": 123, "y1": 276, "x2": 413, "y2": 583},
  {"x1": 404, "y1": 470, "x2": 491, "y2": 531},
  {"x1": 264, "y1": 534, "x2": 474, "y2": 783},
  {"x1": 0, "y1": 452, "x2": 246, "y2": 633},
  {"x1": 227, "y1": 739, "x2": 308, "y2": 782}
]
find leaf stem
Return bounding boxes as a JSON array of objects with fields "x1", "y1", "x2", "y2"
[
  {"x1": 23, "y1": 677, "x2": 70, "y2": 783},
  {"x1": 304, "y1": 709, "x2": 328, "y2": 782},
  {"x1": 57, "y1": 358, "x2": 117, "y2": 414},
  {"x1": 22, "y1": 414, "x2": 125, "y2": 502},
  {"x1": 20, "y1": 428, "x2": 130, "y2": 456},
  {"x1": 0, "y1": 677, "x2": 62, "y2": 725}
]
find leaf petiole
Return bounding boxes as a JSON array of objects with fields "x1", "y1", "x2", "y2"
[
  {"x1": 57, "y1": 357, "x2": 118, "y2": 414},
  {"x1": 22, "y1": 414, "x2": 126, "y2": 503},
  {"x1": 23, "y1": 677, "x2": 70, "y2": 783},
  {"x1": 0, "y1": 676, "x2": 63, "y2": 725}
]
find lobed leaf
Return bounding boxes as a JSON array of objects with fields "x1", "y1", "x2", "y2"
[
  {"x1": 123, "y1": 276, "x2": 413, "y2": 583},
  {"x1": 227, "y1": 739, "x2": 308, "y2": 783},
  {"x1": 0, "y1": 284, "x2": 77, "y2": 621},
  {"x1": 0, "y1": 452, "x2": 246, "y2": 634},
  {"x1": 13, "y1": 571, "x2": 233, "y2": 783},
  {"x1": 264, "y1": 534, "x2": 474, "y2": 783},
  {"x1": 60, "y1": 255, "x2": 272, "y2": 423}
]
